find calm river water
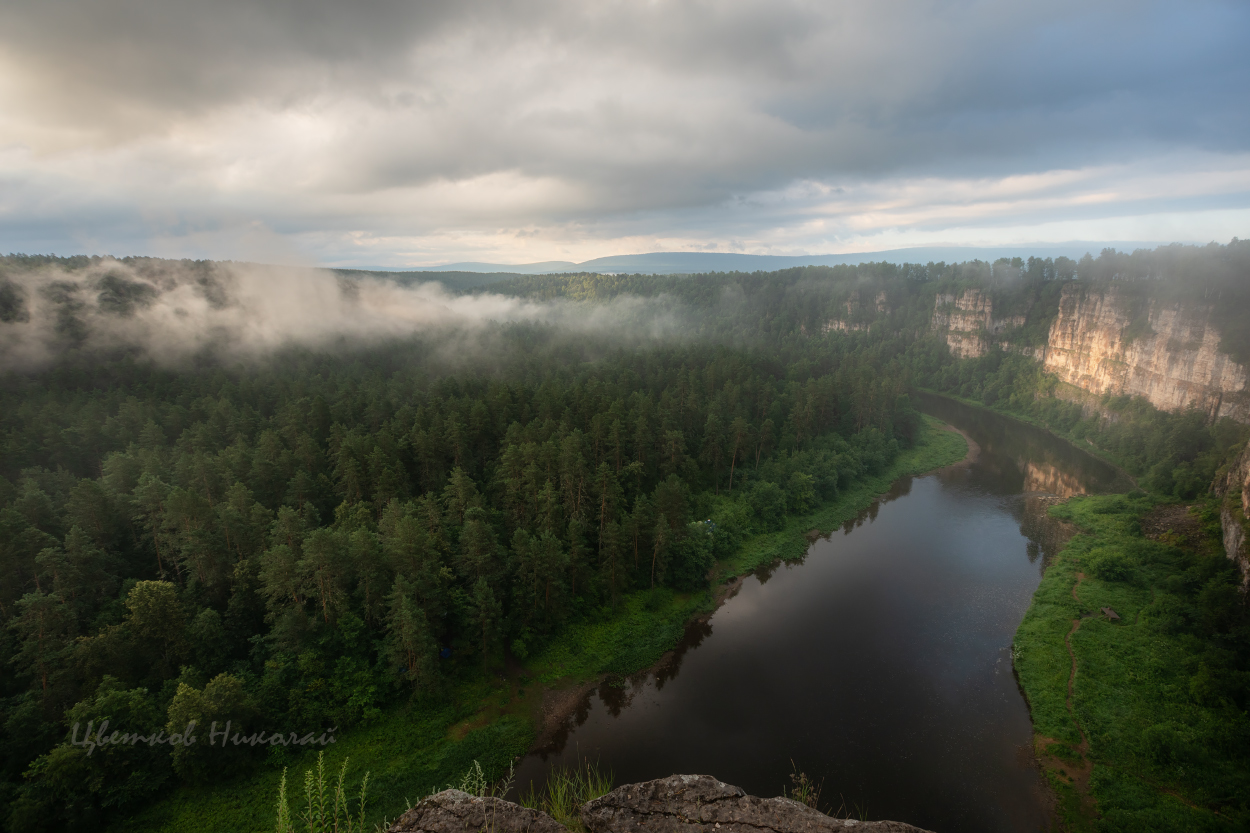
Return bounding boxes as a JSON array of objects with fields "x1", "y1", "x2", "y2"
[{"x1": 512, "y1": 395, "x2": 1131, "y2": 833}]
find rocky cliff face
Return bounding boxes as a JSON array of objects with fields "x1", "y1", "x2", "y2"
[
  {"x1": 1214, "y1": 442, "x2": 1250, "y2": 588},
  {"x1": 819, "y1": 291, "x2": 892, "y2": 335},
  {"x1": 1042, "y1": 284, "x2": 1250, "y2": 422},
  {"x1": 929, "y1": 284, "x2": 1250, "y2": 421},
  {"x1": 930, "y1": 289, "x2": 1025, "y2": 359}
]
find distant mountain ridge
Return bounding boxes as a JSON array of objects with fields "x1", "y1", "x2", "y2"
[{"x1": 399, "y1": 243, "x2": 1165, "y2": 275}]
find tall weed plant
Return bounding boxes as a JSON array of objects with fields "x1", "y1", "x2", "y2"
[{"x1": 275, "y1": 752, "x2": 370, "y2": 833}]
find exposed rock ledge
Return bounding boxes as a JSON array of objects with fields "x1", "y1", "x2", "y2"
[
  {"x1": 389, "y1": 775, "x2": 933, "y2": 833},
  {"x1": 1214, "y1": 441, "x2": 1250, "y2": 589},
  {"x1": 388, "y1": 789, "x2": 566, "y2": 833}
]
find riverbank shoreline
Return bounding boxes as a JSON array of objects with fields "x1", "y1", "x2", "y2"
[
  {"x1": 914, "y1": 388, "x2": 1138, "y2": 490},
  {"x1": 1013, "y1": 494, "x2": 1250, "y2": 831},
  {"x1": 936, "y1": 421, "x2": 979, "y2": 470},
  {"x1": 525, "y1": 414, "x2": 970, "y2": 757}
]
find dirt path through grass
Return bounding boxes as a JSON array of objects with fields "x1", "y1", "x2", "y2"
[{"x1": 1054, "y1": 570, "x2": 1097, "y2": 819}]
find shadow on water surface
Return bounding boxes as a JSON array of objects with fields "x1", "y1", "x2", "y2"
[{"x1": 514, "y1": 395, "x2": 1124, "y2": 833}]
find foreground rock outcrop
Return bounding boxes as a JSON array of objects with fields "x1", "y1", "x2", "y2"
[
  {"x1": 582, "y1": 775, "x2": 932, "y2": 833},
  {"x1": 389, "y1": 776, "x2": 933, "y2": 833},
  {"x1": 388, "y1": 789, "x2": 566, "y2": 833}
]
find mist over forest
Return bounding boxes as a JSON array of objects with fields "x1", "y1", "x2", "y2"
[
  {"x1": 6, "y1": 240, "x2": 1250, "y2": 368},
  {"x1": 0, "y1": 256, "x2": 692, "y2": 372}
]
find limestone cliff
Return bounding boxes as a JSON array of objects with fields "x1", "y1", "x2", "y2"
[
  {"x1": 1042, "y1": 284, "x2": 1250, "y2": 422},
  {"x1": 1214, "y1": 441, "x2": 1250, "y2": 588},
  {"x1": 929, "y1": 284, "x2": 1250, "y2": 422},
  {"x1": 821, "y1": 291, "x2": 891, "y2": 334},
  {"x1": 930, "y1": 289, "x2": 1025, "y2": 358},
  {"x1": 929, "y1": 282, "x2": 1250, "y2": 584}
]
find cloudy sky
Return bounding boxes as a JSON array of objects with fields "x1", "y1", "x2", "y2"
[{"x1": 1, "y1": 0, "x2": 1247, "y2": 267}]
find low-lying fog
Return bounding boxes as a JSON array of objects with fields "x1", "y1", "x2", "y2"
[{"x1": 0, "y1": 259, "x2": 684, "y2": 369}]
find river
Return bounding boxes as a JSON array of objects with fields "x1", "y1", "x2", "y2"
[{"x1": 512, "y1": 394, "x2": 1131, "y2": 833}]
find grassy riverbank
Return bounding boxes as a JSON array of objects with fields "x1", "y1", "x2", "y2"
[
  {"x1": 1014, "y1": 494, "x2": 1250, "y2": 832},
  {"x1": 111, "y1": 416, "x2": 966, "y2": 833},
  {"x1": 527, "y1": 415, "x2": 967, "y2": 686}
]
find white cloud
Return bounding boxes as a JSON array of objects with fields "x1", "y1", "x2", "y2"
[{"x1": 0, "y1": 0, "x2": 1247, "y2": 264}]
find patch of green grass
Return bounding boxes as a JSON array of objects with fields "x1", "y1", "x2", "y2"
[
  {"x1": 527, "y1": 590, "x2": 712, "y2": 684},
  {"x1": 1045, "y1": 741, "x2": 1083, "y2": 766},
  {"x1": 110, "y1": 706, "x2": 532, "y2": 833},
  {"x1": 519, "y1": 760, "x2": 613, "y2": 831},
  {"x1": 1046, "y1": 769, "x2": 1097, "y2": 833},
  {"x1": 1015, "y1": 493, "x2": 1250, "y2": 831}
]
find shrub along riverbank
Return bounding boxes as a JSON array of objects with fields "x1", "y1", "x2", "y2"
[
  {"x1": 110, "y1": 416, "x2": 967, "y2": 832},
  {"x1": 1014, "y1": 494, "x2": 1250, "y2": 832}
]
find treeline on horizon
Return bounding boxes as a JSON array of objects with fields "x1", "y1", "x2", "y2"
[
  {"x1": 1, "y1": 240, "x2": 1248, "y2": 831},
  {"x1": 473, "y1": 238, "x2": 1250, "y2": 359},
  {"x1": 5, "y1": 239, "x2": 1249, "y2": 363}
]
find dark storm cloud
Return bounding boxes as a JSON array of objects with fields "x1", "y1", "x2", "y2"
[{"x1": 0, "y1": 0, "x2": 1247, "y2": 263}]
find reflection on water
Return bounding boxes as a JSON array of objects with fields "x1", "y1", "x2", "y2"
[
  {"x1": 915, "y1": 391, "x2": 1132, "y2": 498},
  {"x1": 1024, "y1": 461, "x2": 1086, "y2": 499},
  {"x1": 513, "y1": 394, "x2": 1125, "y2": 833}
]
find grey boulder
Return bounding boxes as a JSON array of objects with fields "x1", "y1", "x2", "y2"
[
  {"x1": 388, "y1": 789, "x2": 566, "y2": 833},
  {"x1": 580, "y1": 775, "x2": 933, "y2": 833}
]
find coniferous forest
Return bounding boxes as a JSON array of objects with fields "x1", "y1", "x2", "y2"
[{"x1": 1, "y1": 243, "x2": 1248, "y2": 831}]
